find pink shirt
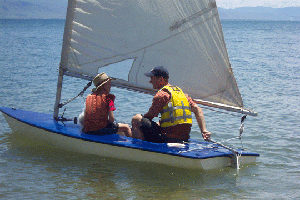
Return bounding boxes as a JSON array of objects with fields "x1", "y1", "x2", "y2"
[{"x1": 108, "y1": 96, "x2": 116, "y2": 111}]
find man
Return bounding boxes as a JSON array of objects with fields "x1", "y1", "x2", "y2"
[{"x1": 131, "y1": 66, "x2": 211, "y2": 143}]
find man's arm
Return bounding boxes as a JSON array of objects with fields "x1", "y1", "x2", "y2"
[
  {"x1": 190, "y1": 103, "x2": 211, "y2": 141},
  {"x1": 144, "y1": 90, "x2": 170, "y2": 120}
]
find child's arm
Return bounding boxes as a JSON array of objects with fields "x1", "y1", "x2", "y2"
[
  {"x1": 108, "y1": 95, "x2": 116, "y2": 123},
  {"x1": 108, "y1": 110, "x2": 114, "y2": 123}
]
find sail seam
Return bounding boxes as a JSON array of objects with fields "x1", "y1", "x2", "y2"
[
  {"x1": 170, "y1": 2, "x2": 217, "y2": 31},
  {"x1": 218, "y1": 72, "x2": 232, "y2": 106},
  {"x1": 69, "y1": 47, "x2": 81, "y2": 71},
  {"x1": 223, "y1": 72, "x2": 243, "y2": 108},
  {"x1": 198, "y1": 90, "x2": 226, "y2": 99},
  {"x1": 135, "y1": 48, "x2": 147, "y2": 84}
]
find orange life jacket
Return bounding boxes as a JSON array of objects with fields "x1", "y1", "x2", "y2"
[{"x1": 84, "y1": 93, "x2": 114, "y2": 132}]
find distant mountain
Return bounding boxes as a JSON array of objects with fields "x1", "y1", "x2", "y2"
[
  {"x1": 218, "y1": 7, "x2": 300, "y2": 21},
  {"x1": 0, "y1": 0, "x2": 67, "y2": 19},
  {"x1": 1, "y1": 0, "x2": 300, "y2": 21}
]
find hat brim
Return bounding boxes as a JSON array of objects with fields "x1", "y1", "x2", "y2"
[
  {"x1": 144, "y1": 72, "x2": 155, "y2": 77},
  {"x1": 144, "y1": 72, "x2": 169, "y2": 79},
  {"x1": 91, "y1": 77, "x2": 113, "y2": 93}
]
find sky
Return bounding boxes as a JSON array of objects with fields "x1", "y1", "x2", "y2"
[{"x1": 216, "y1": 0, "x2": 300, "y2": 9}]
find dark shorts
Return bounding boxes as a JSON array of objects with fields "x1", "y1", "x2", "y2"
[
  {"x1": 140, "y1": 117, "x2": 189, "y2": 143},
  {"x1": 85, "y1": 122, "x2": 119, "y2": 135},
  {"x1": 140, "y1": 117, "x2": 165, "y2": 143}
]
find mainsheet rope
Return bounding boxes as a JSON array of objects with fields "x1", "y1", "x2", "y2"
[{"x1": 180, "y1": 115, "x2": 247, "y2": 152}]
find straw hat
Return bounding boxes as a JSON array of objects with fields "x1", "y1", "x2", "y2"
[{"x1": 91, "y1": 72, "x2": 113, "y2": 93}]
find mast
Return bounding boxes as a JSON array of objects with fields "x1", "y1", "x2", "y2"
[{"x1": 53, "y1": 0, "x2": 76, "y2": 119}]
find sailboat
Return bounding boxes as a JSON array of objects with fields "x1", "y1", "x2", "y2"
[{"x1": 0, "y1": 0, "x2": 259, "y2": 170}]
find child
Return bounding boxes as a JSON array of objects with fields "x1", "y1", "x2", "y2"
[{"x1": 82, "y1": 72, "x2": 132, "y2": 137}]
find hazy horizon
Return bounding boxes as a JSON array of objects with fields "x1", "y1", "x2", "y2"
[{"x1": 3, "y1": 0, "x2": 300, "y2": 9}]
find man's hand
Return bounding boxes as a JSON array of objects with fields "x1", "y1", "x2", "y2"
[{"x1": 202, "y1": 130, "x2": 211, "y2": 141}]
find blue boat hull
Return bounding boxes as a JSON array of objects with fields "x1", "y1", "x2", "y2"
[{"x1": 0, "y1": 107, "x2": 259, "y2": 169}]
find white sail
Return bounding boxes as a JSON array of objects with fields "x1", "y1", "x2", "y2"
[{"x1": 58, "y1": 0, "x2": 256, "y2": 116}]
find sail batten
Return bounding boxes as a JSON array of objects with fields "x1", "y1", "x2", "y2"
[{"x1": 59, "y1": 0, "x2": 256, "y2": 115}]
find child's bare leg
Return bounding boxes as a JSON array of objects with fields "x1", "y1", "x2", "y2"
[
  {"x1": 117, "y1": 123, "x2": 132, "y2": 137},
  {"x1": 131, "y1": 114, "x2": 145, "y2": 140}
]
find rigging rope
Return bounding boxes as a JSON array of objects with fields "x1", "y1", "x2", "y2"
[
  {"x1": 58, "y1": 81, "x2": 92, "y2": 108},
  {"x1": 180, "y1": 115, "x2": 247, "y2": 154}
]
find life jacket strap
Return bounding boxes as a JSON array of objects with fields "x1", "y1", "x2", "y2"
[
  {"x1": 160, "y1": 115, "x2": 192, "y2": 124},
  {"x1": 160, "y1": 101, "x2": 192, "y2": 124}
]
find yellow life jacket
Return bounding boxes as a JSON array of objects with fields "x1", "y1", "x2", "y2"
[{"x1": 160, "y1": 85, "x2": 192, "y2": 128}]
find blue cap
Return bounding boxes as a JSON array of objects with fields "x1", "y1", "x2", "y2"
[{"x1": 144, "y1": 66, "x2": 169, "y2": 79}]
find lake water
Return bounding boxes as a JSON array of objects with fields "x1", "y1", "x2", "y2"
[{"x1": 0, "y1": 19, "x2": 299, "y2": 199}]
